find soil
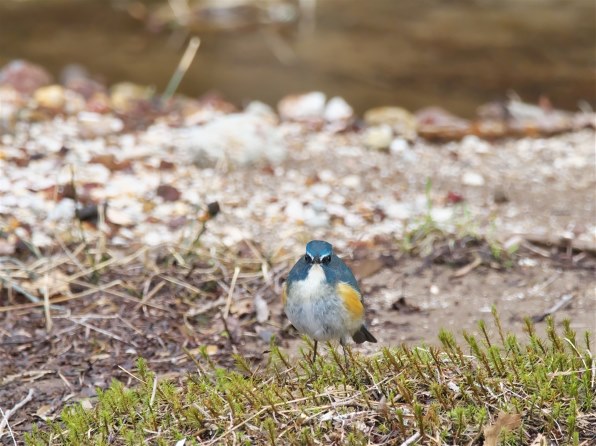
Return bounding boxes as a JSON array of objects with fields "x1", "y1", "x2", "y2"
[{"x1": 1, "y1": 126, "x2": 595, "y2": 442}]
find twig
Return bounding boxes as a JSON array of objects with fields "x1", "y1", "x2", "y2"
[
  {"x1": 71, "y1": 319, "x2": 137, "y2": 347},
  {"x1": 43, "y1": 273, "x2": 53, "y2": 332},
  {"x1": 451, "y1": 255, "x2": 482, "y2": 278},
  {"x1": 399, "y1": 432, "x2": 421, "y2": 446},
  {"x1": 0, "y1": 388, "x2": 35, "y2": 437},
  {"x1": 150, "y1": 376, "x2": 158, "y2": 407},
  {"x1": 162, "y1": 36, "x2": 201, "y2": 101},
  {"x1": 0, "y1": 273, "x2": 40, "y2": 303},
  {"x1": 223, "y1": 266, "x2": 240, "y2": 319},
  {"x1": 532, "y1": 294, "x2": 574, "y2": 323}
]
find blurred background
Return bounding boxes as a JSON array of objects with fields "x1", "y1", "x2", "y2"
[{"x1": 1, "y1": 0, "x2": 594, "y2": 116}]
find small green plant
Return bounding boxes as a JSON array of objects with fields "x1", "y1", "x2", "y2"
[
  {"x1": 400, "y1": 179, "x2": 517, "y2": 267},
  {"x1": 26, "y1": 314, "x2": 595, "y2": 445}
]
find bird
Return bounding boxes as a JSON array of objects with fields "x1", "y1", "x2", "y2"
[{"x1": 282, "y1": 240, "x2": 377, "y2": 366}]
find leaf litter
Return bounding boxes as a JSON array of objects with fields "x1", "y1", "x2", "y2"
[{"x1": 0, "y1": 60, "x2": 595, "y2": 442}]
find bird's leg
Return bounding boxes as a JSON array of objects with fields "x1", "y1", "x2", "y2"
[{"x1": 312, "y1": 340, "x2": 318, "y2": 364}]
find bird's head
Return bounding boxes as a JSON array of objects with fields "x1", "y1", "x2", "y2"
[{"x1": 305, "y1": 240, "x2": 333, "y2": 265}]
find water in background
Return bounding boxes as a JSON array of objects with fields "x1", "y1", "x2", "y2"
[{"x1": 0, "y1": 0, "x2": 594, "y2": 116}]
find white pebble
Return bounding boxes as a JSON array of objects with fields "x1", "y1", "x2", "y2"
[{"x1": 462, "y1": 171, "x2": 485, "y2": 186}]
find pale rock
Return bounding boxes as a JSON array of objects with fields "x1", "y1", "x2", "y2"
[
  {"x1": 461, "y1": 134, "x2": 490, "y2": 154},
  {"x1": 364, "y1": 106, "x2": 417, "y2": 140},
  {"x1": 48, "y1": 198, "x2": 76, "y2": 221},
  {"x1": 57, "y1": 163, "x2": 111, "y2": 186},
  {"x1": 318, "y1": 169, "x2": 336, "y2": 183},
  {"x1": 344, "y1": 213, "x2": 365, "y2": 227},
  {"x1": 364, "y1": 124, "x2": 393, "y2": 150},
  {"x1": 327, "y1": 203, "x2": 348, "y2": 217},
  {"x1": 31, "y1": 231, "x2": 53, "y2": 247},
  {"x1": 285, "y1": 200, "x2": 304, "y2": 221},
  {"x1": 304, "y1": 209, "x2": 329, "y2": 227},
  {"x1": 323, "y1": 96, "x2": 353, "y2": 122},
  {"x1": 310, "y1": 200, "x2": 327, "y2": 212},
  {"x1": 389, "y1": 137, "x2": 417, "y2": 162},
  {"x1": 384, "y1": 201, "x2": 413, "y2": 220},
  {"x1": 174, "y1": 113, "x2": 286, "y2": 167},
  {"x1": 430, "y1": 207, "x2": 453, "y2": 223},
  {"x1": 342, "y1": 175, "x2": 361, "y2": 189},
  {"x1": 245, "y1": 100, "x2": 279, "y2": 124},
  {"x1": 462, "y1": 171, "x2": 485, "y2": 186},
  {"x1": 143, "y1": 228, "x2": 174, "y2": 246},
  {"x1": 110, "y1": 82, "x2": 153, "y2": 112},
  {"x1": 310, "y1": 183, "x2": 331, "y2": 198},
  {"x1": 278, "y1": 91, "x2": 326, "y2": 121},
  {"x1": 78, "y1": 112, "x2": 124, "y2": 136}
]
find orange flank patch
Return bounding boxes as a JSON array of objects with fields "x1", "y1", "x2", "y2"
[
  {"x1": 337, "y1": 282, "x2": 364, "y2": 319},
  {"x1": 281, "y1": 283, "x2": 287, "y2": 306}
]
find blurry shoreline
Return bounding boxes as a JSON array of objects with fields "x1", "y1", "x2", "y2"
[{"x1": 0, "y1": 0, "x2": 594, "y2": 117}]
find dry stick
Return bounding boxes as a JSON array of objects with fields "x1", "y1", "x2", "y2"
[
  {"x1": 150, "y1": 376, "x2": 158, "y2": 407},
  {"x1": 223, "y1": 266, "x2": 241, "y2": 319},
  {"x1": 0, "y1": 406, "x2": 16, "y2": 446},
  {"x1": 399, "y1": 432, "x2": 421, "y2": 446},
  {"x1": 0, "y1": 388, "x2": 35, "y2": 437},
  {"x1": 0, "y1": 274, "x2": 40, "y2": 304},
  {"x1": 162, "y1": 36, "x2": 201, "y2": 101},
  {"x1": 43, "y1": 273, "x2": 52, "y2": 331},
  {"x1": 0, "y1": 279, "x2": 122, "y2": 313},
  {"x1": 532, "y1": 294, "x2": 574, "y2": 323},
  {"x1": 70, "y1": 319, "x2": 137, "y2": 347}
]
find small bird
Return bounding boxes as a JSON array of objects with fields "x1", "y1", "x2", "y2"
[{"x1": 283, "y1": 240, "x2": 377, "y2": 365}]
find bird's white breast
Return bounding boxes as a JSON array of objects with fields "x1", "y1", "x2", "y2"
[{"x1": 290, "y1": 264, "x2": 328, "y2": 301}]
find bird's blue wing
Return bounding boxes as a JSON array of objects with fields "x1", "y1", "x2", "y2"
[
  {"x1": 327, "y1": 254, "x2": 362, "y2": 296},
  {"x1": 287, "y1": 256, "x2": 309, "y2": 283}
]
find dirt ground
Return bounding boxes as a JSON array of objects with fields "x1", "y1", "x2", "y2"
[{"x1": 1, "y1": 116, "x2": 595, "y2": 441}]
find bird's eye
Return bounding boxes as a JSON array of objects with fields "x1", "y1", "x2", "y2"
[
  {"x1": 305, "y1": 254, "x2": 313, "y2": 264},
  {"x1": 321, "y1": 255, "x2": 331, "y2": 265}
]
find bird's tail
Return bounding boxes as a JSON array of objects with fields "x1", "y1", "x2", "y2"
[{"x1": 352, "y1": 325, "x2": 377, "y2": 344}]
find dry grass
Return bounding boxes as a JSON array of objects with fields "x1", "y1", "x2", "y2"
[{"x1": 23, "y1": 312, "x2": 595, "y2": 445}]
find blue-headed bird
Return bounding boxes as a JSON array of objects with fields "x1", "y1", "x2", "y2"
[{"x1": 282, "y1": 240, "x2": 377, "y2": 365}]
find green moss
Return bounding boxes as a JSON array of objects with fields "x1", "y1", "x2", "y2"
[{"x1": 26, "y1": 315, "x2": 594, "y2": 445}]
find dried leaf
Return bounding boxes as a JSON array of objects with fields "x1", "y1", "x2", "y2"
[
  {"x1": 0, "y1": 238, "x2": 16, "y2": 255},
  {"x1": 90, "y1": 154, "x2": 131, "y2": 171},
  {"x1": 22, "y1": 270, "x2": 71, "y2": 298},
  {"x1": 35, "y1": 404, "x2": 55, "y2": 420},
  {"x1": 350, "y1": 258, "x2": 384, "y2": 279},
  {"x1": 156, "y1": 184, "x2": 181, "y2": 202},
  {"x1": 391, "y1": 296, "x2": 420, "y2": 313},
  {"x1": 254, "y1": 294, "x2": 270, "y2": 323},
  {"x1": 205, "y1": 345, "x2": 218, "y2": 356},
  {"x1": 482, "y1": 412, "x2": 522, "y2": 446},
  {"x1": 529, "y1": 434, "x2": 548, "y2": 446}
]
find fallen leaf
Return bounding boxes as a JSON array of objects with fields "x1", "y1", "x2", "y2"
[
  {"x1": 90, "y1": 153, "x2": 131, "y2": 171},
  {"x1": 35, "y1": 404, "x2": 55, "y2": 421},
  {"x1": 529, "y1": 434, "x2": 548, "y2": 446},
  {"x1": 350, "y1": 258, "x2": 385, "y2": 279},
  {"x1": 482, "y1": 412, "x2": 522, "y2": 446},
  {"x1": 156, "y1": 184, "x2": 181, "y2": 202},
  {"x1": 391, "y1": 296, "x2": 420, "y2": 313},
  {"x1": 22, "y1": 270, "x2": 71, "y2": 298},
  {"x1": 0, "y1": 238, "x2": 16, "y2": 255},
  {"x1": 446, "y1": 191, "x2": 465, "y2": 204},
  {"x1": 452, "y1": 255, "x2": 483, "y2": 278},
  {"x1": 254, "y1": 294, "x2": 270, "y2": 323},
  {"x1": 205, "y1": 345, "x2": 218, "y2": 356}
]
